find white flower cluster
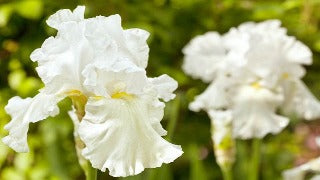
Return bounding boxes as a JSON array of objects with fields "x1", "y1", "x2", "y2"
[
  {"x1": 2, "y1": 6, "x2": 182, "y2": 177},
  {"x1": 183, "y1": 20, "x2": 320, "y2": 139}
]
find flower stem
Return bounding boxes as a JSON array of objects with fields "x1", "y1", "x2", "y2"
[
  {"x1": 249, "y1": 138, "x2": 261, "y2": 180},
  {"x1": 167, "y1": 94, "x2": 180, "y2": 141},
  {"x1": 69, "y1": 93, "x2": 97, "y2": 180},
  {"x1": 85, "y1": 164, "x2": 97, "y2": 180},
  {"x1": 221, "y1": 165, "x2": 233, "y2": 180}
]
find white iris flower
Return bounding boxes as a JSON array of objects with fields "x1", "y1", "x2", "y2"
[
  {"x1": 2, "y1": 6, "x2": 183, "y2": 177},
  {"x1": 183, "y1": 20, "x2": 320, "y2": 139}
]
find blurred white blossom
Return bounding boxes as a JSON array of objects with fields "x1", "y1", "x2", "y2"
[
  {"x1": 282, "y1": 137, "x2": 320, "y2": 180},
  {"x1": 183, "y1": 20, "x2": 320, "y2": 139},
  {"x1": 2, "y1": 6, "x2": 183, "y2": 177}
]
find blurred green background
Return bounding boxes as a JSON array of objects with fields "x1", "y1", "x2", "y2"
[{"x1": 0, "y1": 0, "x2": 320, "y2": 179}]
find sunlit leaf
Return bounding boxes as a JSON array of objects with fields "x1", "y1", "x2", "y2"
[
  {"x1": 14, "y1": 0, "x2": 43, "y2": 20},
  {"x1": 0, "y1": 4, "x2": 13, "y2": 27}
]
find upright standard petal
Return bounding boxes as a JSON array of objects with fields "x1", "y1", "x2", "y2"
[
  {"x1": 223, "y1": 20, "x2": 310, "y2": 87},
  {"x1": 124, "y1": 28, "x2": 150, "y2": 68},
  {"x1": 84, "y1": 15, "x2": 150, "y2": 68},
  {"x1": 182, "y1": 32, "x2": 227, "y2": 82},
  {"x1": 285, "y1": 38, "x2": 312, "y2": 65},
  {"x1": 46, "y1": 6, "x2": 85, "y2": 29},
  {"x1": 78, "y1": 95, "x2": 183, "y2": 177},
  {"x1": 84, "y1": 15, "x2": 123, "y2": 54},
  {"x1": 31, "y1": 21, "x2": 94, "y2": 95},
  {"x1": 2, "y1": 93, "x2": 61, "y2": 152}
]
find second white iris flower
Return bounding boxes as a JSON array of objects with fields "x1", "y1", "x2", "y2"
[{"x1": 183, "y1": 20, "x2": 320, "y2": 139}]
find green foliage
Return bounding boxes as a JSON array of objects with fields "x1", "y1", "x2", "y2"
[{"x1": 0, "y1": 0, "x2": 319, "y2": 179}]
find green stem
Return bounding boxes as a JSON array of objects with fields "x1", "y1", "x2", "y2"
[
  {"x1": 166, "y1": 94, "x2": 180, "y2": 141},
  {"x1": 249, "y1": 138, "x2": 261, "y2": 180},
  {"x1": 221, "y1": 166, "x2": 233, "y2": 180},
  {"x1": 85, "y1": 164, "x2": 97, "y2": 180},
  {"x1": 69, "y1": 93, "x2": 97, "y2": 180}
]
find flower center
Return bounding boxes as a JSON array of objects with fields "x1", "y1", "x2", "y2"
[
  {"x1": 282, "y1": 72, "x2": 289, "y2": 79},
  {"x1": 111, "y1": 91, "x2": 134, "y2": 99},
  {"x1": 250, "y1": 82, "x2": 261, "y2": 89},
  {"x1": 67, "y1": 90, "x2": 88, "y2": 120}
]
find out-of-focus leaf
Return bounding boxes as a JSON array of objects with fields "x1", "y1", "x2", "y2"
[
  {"x1": 252, "y1": 4, "x2": 284, "y2": 20},
  {"x1": 8, "y1": 69, "x2": 26, "y2": 91},
  {"x1": 14, "y1": 0, "x2": 43, "y2": 20},
  {"x1": 0, "y1": 4, "x2": 13, "y2": 27},
  {"x1": 313, "y1": 39, "x2": 320, "y2": 52},
  {"x1": 8, "y1": 59, "x2": 22, "y2": 71},
  {"x1": 29, "y1": 163, "x2": 49, "y2": 180},
  {"x1": 282, "y1": 0, "x2": 302, "y2": 10},
  {"x1": 1, "y1": 168, "x2": 24, "y2": 180},
  {"x1": 17, "y1": 77, "x2": 42, "y2": 96},
  {"x1": 14, "y1": 153, "x2": 34, "y2": 173},
  {"x1": 0, "y1": 142, "x2": 9, "y2": 168},
  {"x1": 188, "y1": 144, "x2": 208, "y2": 180},
  {"x1": 3, "y1": 40, "x2": 19, "y2": 53}
]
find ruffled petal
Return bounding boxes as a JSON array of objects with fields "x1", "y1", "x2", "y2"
[
  {"x1": 124, "y1": 28, "x2": 150, "y2": 68},
  {"x1": 2, "y1": 93, "x2": 61, "y2": 152},
  {"x1": 78, "y1": 95, "x2": 183, "y2": 177},
  {"x1": 232, "y1": 85, "x2": 289, "y2": 139},
  {"x1": 282, "y1": 80, "x2": 320, "y2": 120},
  {"x1": 33, "y1": 8, "x2": 151, "y2": 96},
  {"x1": 84, "y1": 15, "x2": 150, "y2": 68},
  {"x1": 148, "y1": 74, "x2": 178, "y2": 102},
  {"x1": 30, "y1": 37, "x2": 68, "y2": 63},
  {"x1": 237, "y1": 19, "x2": 286, "y2": 35},
  {"x1": 189, "y1": 76, "x2": 230, "y2": 112},
  {"x1": 30, "y1": 22, "x2": 94, "y2": 95},
  {"x1": 285, "y1": 39, "x2": 312, "y2": 65},
  {"x1": 182, "y1": 32, "x2": 227, "y2": 82},
  {"x1": 222, "y1": 20, "x2": 309, "y2": 88},
  {"x1": 84, "y1": 15, "x2": 122, "y2": 54},
  {"x1": 147, "y1": 98, "x2": 167, "y2": 136},
  {"x1": 46, "y1": 6, "x2": 85, "y2": 29}
]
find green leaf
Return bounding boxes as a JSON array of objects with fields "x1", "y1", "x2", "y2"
[
  {"x1": 8, "y1": 69, "x2": 26, "y2": 91},
  {"x1": 14, "y1": 0, "x2": 43, "y2": 20},
  {"x1": 313, "y1": 39, "x2": 320, "y2": 52},
  {"x1": 14, "y1": 153, "x2": 34, "y2": 173},
  {"x1": 0, "y1": 4, "x2": 14, "y2": 27},
  {"x1": 1, "y1": 167, "x2": 24, "y2": 180},
  {"x1": 188, "y1": 144, "x2": 208, "y2": 180}
]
